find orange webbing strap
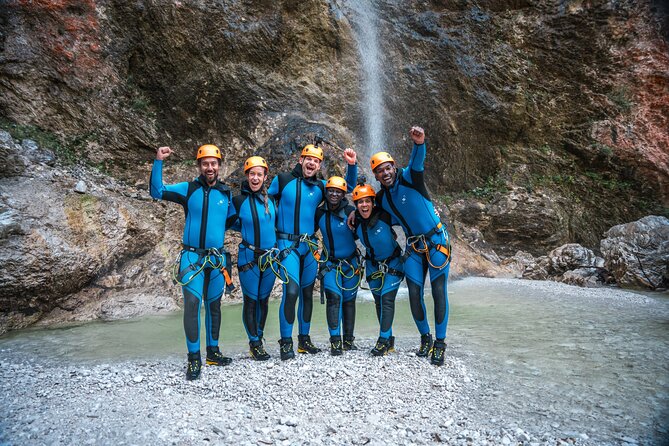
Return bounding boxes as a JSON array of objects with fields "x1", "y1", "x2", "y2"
[{"x1": 222, "y1": 268, "x2": 233, "y2": 286}]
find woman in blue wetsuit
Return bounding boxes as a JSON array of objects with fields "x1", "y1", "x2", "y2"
[
  {"x1": 352, "y1": 183, "x2": 404, "y2": 356},
  {"x1": 227, "y1": 156, "x2": 278, "y2": 361},
  {"x1": 315, "y1": 175, "x2": 362, "y2": 356},
  {"x1": 268, "y1": 145, "x2": 357, "y2": 360}
]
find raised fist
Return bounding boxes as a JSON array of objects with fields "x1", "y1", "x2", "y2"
[
  {"x1": 156, "y1": 146, "x2": 173, "y2": 160},
  {"x1": 409, "y1": 126, "x2": 425, "y2": 145}
]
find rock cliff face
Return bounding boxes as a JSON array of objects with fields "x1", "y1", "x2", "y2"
[{"x1": 0, "y1": 1, "x2": 667, "y2": 332}]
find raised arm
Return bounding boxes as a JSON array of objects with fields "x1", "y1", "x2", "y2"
[
  {"x1": 407, "y1": 126, "x2": 426, "y2": 172},
  {"x1": 149, "y1": 146, "x2": 188, "y2": 203},
  {"x1": 343, "y1": 148, "x2": 358, "y2": 193}
]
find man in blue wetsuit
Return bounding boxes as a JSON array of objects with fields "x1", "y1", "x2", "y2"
[
  {"x1": 369, "y1": 126, "x2": 452, "y2": 366},
  {"x1": 150, "y1": 144, "x2": 235, "y2": 380},
  {"x1": 315, "y1": 175, "x2": 362, "y2": 356},
  {"x1": 268, "y1": 144, "x2": 357, "y2": 360}
]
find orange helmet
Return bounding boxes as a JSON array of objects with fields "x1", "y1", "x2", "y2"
[
  {"x1": 244, "y1": 156, "x2": 269, "y2": 173},
  {"x1": 301, "y1": 144, "x2": 324, "y2": 161},
  {"x1": 352, "y1": 184, "x2": 376, "y2": 201},
  {"x1": 325, "y1": 176, "x2": 347, "y2": 192},
  {"x1": 196, "y1": 144, "x2": 222, "y2": 160},
  {"x1": 370, "y1": 151, "x2": 394, "y2": 171}
]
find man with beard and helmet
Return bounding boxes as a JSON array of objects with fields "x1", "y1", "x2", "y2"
[
  {"x1": 268, "y1": 144, "x2": 358, "y2": 360},
  {"x1": 368, "y1": 126, "x2": 452, "y2": 366},
  {"x1": 315, "y1": 173, "x2": 362, "y2": 356},
  {"x1": 150, "y1": 144, "x2": 235, "y2": 380}
]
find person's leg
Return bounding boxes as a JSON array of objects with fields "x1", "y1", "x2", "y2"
[
  {"x1": 297, "y1": 252, "x2": 321, "y2": 354},
  {"x1": 204, "y1": 269, "x2": 231, "y2": 366},
  {"x1": 405, "y1": 251, "x2": 433, "y2": 356}
]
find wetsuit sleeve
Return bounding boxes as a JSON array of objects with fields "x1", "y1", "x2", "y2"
[
  {"x1": 225, "y1": 202, "x2": 239, "y2": 231},
  {"x1": 345, "y1": 163, "x2": 358, "y2": 193},
  {"x1": 408, "y1": 142, "x2": 426, "y2": 172},
  {"x1": 149, "y1": 159, "x2": 189, "y2": 204},
  {"x1": 267, "y1": 176, "x2": 279, "y2": 198}
]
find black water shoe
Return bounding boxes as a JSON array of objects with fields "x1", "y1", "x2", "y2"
[
  {"x1": 431, "y1": 339, "x2": 447, "y2": 366},
  {"x1": 417, "y1": 333, "x2": 433, "y2": 357},
  {"x1": 250, "y1": 340, "x2": 270, "y2": 361},
  {"x1": 370, "y1": 337, "x2": 390, "y2": 357},
  {"x1": 343, "y1": 336, "x2": 359, "y2": 351},
  {"x1": 297, "y1": 335, "x2": 321, "y2": 354},
  {"x1": 279, "y1": 337, "x2": 295, "y2": 361},
  {"x1": 186, "y1": 351, "x2": 202, "y2": 381},
  {"x1": 330, "y1": 336, "x2": 343, "y2": 356},
  {"x1": 206, "y1": 346, "x2": 232, "y2": 366}
]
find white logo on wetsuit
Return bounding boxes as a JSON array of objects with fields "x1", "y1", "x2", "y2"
[
  {"x1": 375, "y1": 227, "x2": 383, "y2": 234},
  {"x1": 401, "y1": 194, "x2": 407, "y2": 204}
]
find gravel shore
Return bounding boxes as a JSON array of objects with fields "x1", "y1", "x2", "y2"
[
  {"x1": 1, "y1": 278, "x2": 667, "y2": 445},
  {"x1": 1, "y1": 341, "x2": 561, "y2": 446}
]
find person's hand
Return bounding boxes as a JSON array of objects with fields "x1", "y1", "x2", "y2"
[
  {"x1": 343, "y1": 148, "x2": 357, "y2": 165},
  {"x1": 346, "y1": 210, "x2": 356, "y2": 229},
  {"x1": 409, "y1": 126, "x2": 425, "y2": 145},
  {"x1": 156, "y1": 146, "x2": 173, "y2": 160}
]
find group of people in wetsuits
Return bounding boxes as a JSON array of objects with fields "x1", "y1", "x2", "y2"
[{"x1": 150, "y1": 126, "x2": 451, "y2": 381}]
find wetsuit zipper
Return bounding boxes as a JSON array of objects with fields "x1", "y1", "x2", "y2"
[
  {"x1": 361, "y1": 220, "x2": 375, "y2": 260},
  {"x1": 200, "y1": 187, "x2": 210, "y2": 249},
  {"x1": 325, "y1": 212, "x2": 335, "y2": 259},
  {"x1": 293, "y1": 178, "x2": 301, "y2": 235},
  {"x1": 385, "y1": 189, "x2": 412, "y2": 237},
  {"x1": 250, "y1": 194, "x2": 261, "y2": 248}
]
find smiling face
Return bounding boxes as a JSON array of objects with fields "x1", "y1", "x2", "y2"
[
  {"x1": 326, "y1": 187, "x2": 345, "y2": 209},
  {"x1": 373, "y1": 161, "x2": 396, "y2": 188},
  {"x1": 299, "y1": 155, "x2": 322, "y2": 178},
  {"x1": 246, "y1": 166, "x2": 267, "y2": 192},
  {"x1": 198, "y1": 157, "x2": 221, "y2": 186},
  {"x1": 356, "y1": 196, "x2": 374, "y2": 219}
]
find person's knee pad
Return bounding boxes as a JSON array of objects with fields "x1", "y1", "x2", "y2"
[
  {"x1": 301, "y1": 283, "x2": 315, "y2": 321},
  {"x1": 243, "y1": 294, "x2": 258, "y2": 334},
  {"x1": 283, "y1": 280, "x2": 299, "y2": 325},
  {"x1": 183, "y1": 290, "x2": 201, "y2": 344},
  {"x1": 325, "y1": 290, "x2": 341, "y2": 330},
  {"x1": 431, "y1": 274, "x2": 447, "y2": 325},
  {"x1": 407, "y1": 279, "x2": 426, "y2": 321}
]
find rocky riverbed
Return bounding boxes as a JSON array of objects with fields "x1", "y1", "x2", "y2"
[{"x1": 1, "y1": 279, "x2": 667, "y2": 446}]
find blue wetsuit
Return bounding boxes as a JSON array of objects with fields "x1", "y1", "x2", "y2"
[
  {"x1": 375, "y1": 142, "x2": 451, "y2": 341},
  {"x1": 355, "y1": 207, "x2": 404, "y2": 340},
  {"x1": 315, "y1": 199, "x2": 361, "y2": 340},
  {"x1": 268, "y1": 163, "x2": 357, "y2": 339},
  {"x1": 228, "y1": 181, "x2": 277, "y2": 343},
  {"x1": 150, "y1": 160, "x2": 234, "y2": 354}
]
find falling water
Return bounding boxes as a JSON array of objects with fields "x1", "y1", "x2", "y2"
[{"x1": 340, "y1": 0, "x2": 386, "y2": 159}]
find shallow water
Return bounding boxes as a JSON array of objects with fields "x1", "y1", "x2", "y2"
[{"x1": 1, "y1": 278, "x2": 668, "y2": 442}]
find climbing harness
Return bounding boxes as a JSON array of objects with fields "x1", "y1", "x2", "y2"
[
  {"x1": 317, "y1": 250, "x2": 364, "y2": 304},
  {"x1": 276, "y1": 232, "x2": 327, "y2": 264},
  {"x1": 237, "y1": 240, "x2": 290, "y2": 284},
  {"x1": 404, "y1": 222, "x2": 452, "y2": 269},
  {"x1": 366, "y1": 247, "x2": 404, "y2": 292},
  {"x1": 172, "y1": 245, "x2": 235, "y2": 293}
]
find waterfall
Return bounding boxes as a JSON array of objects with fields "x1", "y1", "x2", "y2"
[{"x1": 339, "y1": 0, "x2": 386, "y2": 162}]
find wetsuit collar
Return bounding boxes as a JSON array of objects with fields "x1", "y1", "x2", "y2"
[
  {"x1": 241, "y1": 180, "x2": 265, "y2": 202},
  {"x1": 196, "y1": 175, "x2": 230, "y2": 192},
  {"x1": 356, "y1": 206, "x2": 382, "y2": 227},
  {"x1": 291, "y1": 163, "x2": 320, "y2": 185},
  {"x1": 322, "y1": 198, "x2": 350, "y2": 218}
]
